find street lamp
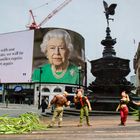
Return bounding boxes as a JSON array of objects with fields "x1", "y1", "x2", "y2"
[
  {"x1": 38, "y1": 67, "x2": 42, "y2": 109},
  {"x1": 78, "y1": 66, "x2": 82, "y2": 88},
  {"x1": 84, "y1": 62, "x2": 87, "y2": 91},
  {"x1": 78, "y1": 62, "x2": 87, "y2": 90}
]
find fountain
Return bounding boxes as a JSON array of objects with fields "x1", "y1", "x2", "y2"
[{"x1": 88, "y1": 1, "x2": 133, "y2": 111}]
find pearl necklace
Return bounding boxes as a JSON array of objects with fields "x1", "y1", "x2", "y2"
[{"x1": 51, "y1": 63, "x2": 69, "y2": 79}]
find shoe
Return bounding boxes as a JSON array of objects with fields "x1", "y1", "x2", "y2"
[
  {"x1": 118, "y1": 123, "x2": 125, "y2": 126},
  {"x1": 58, "y1": 122, "x2": 62, "y2": 128},
  {"x1": 77, "y1": 124, "x2": 82, "y2": 127},
  {"x1": 47, "y1": 124, "x2": 53, "y2": 128},
  {"x1": 87, "y1": 123, "x2": 92, "y2": 126}
]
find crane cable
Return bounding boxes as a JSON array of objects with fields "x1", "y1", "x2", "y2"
[
  {"x1": 27, "y1": 0, "x2": 57, "y2": 27},
  {"x1": 31, "y1": 0, "x2": 57, "y2": 11}
]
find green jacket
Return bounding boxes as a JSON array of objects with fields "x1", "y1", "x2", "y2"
[{"x1": 32, "y1": 63, "x2": 79, "y2": 84}]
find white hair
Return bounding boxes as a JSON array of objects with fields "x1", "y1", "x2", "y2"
[{"x1": 40, "y1": 29, "x2": 73, "y2": 54}]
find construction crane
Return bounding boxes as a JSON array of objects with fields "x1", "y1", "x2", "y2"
[{"x1": 27, "y1": 0, "x2": 72, "y2": 29}]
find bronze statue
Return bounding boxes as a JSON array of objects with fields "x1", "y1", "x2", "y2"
[{"x1": 103, "y1": 1, "x2": 117, "y2": 26}]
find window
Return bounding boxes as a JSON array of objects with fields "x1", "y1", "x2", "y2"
[
  {"x1": 53, "y1": 87, "x2": 62, "y2": 92},
  {"x1": 42, "y1": 87, "x2": 50, "y2": 92}
]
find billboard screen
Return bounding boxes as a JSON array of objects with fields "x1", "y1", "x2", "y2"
[
  {"x1": 0, "y1": 28, "x2": 85, "y2": 86},
  {"x1": 0, "y1": 30, "x2": 34, "y2": 83},
  {"x1": 32, "y1": 28, "x2": 85, "y2": 85}
]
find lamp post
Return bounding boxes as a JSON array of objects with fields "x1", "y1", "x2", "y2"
[
  {"x1": 2, "y1": 84, "x2": 6, "y2": 103},
  {"x1": 78, "y1": 66, "x2": 82, "y2": 88},
  {"x1": 84, "y1": 62, "x2": 87, "y2": 91},
  {"x1": 38, "y1": 67, "x2": 42, "y2": 109}
]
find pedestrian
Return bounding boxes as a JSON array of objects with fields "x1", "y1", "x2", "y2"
[
  {"x1": 74, "y1": 88, "x2": 92, "y2": 127},
  {"x1": 5, "y1": 94, "x2": 9, "y2": 108},
  {"x1": 40, "y1": 97, "x2": 49, "y2": 113},
  {"x1": 47, "y1": 91, "x2": 70, "y2": 128},
  {"x1": 116, "y1": 91, "x2": 130, "y2": 126}
]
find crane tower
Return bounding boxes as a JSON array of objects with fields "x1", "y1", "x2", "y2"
[{"x1": 27, "y1": 0, "x2": 72, "y2": 29}]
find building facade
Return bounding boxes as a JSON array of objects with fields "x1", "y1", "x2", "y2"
[
  {"x1": 134, "y1": 42, "x2": 140, "y2": 95},
  {"x1": 34, "y1": 83, "x2": 78, "y2": 106},
  {"x1": 0, "y1": 83, "x2": 78, "y2": 107}
]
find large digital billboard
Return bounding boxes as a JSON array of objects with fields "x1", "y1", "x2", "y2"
[
  {"x1": 0, "y1": 28, "x2": 85, "y2": 85},
  {"x1": 0, "y1": 30, "x2": 34, "y2": 83},
  {"x1": 32, "y1": 28, "x2": 85, "y2": 85}
]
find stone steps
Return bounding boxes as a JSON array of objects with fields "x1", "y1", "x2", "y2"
[{"x1": 63, "y1": 108, "x2": 120, "y2": 116}]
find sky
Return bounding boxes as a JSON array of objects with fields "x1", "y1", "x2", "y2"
[{"x1": 0, "y1": 0, "x2": 140, "y2": 84}]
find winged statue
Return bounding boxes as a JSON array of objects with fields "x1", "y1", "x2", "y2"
[{"x1": 103, "y1": 1, "x2": 117, "y2": 26}]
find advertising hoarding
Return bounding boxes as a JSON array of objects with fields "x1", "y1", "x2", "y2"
[
  {"x1": 32, "y1": 28, "x2": 85, "y2": 85},
  {"x1": 0, "y1": 28, "x2": 85, "y2": 86},
  {"x1": 0, "y1": 30, "x2": 34, "y2": 83}
]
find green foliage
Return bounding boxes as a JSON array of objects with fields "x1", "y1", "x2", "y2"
[
  {"x1": 130, "y1": 107, "x2": 140, "y2": 121},
  {"x1": 0, "y1": 112, "x2": 47, "y2": 134}
]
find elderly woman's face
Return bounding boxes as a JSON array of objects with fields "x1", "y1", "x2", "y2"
[{"x1": 46, "y1": 38, "x2": 69, "y2": 66}]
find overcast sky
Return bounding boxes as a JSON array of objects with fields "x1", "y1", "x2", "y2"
[{"x1": 0, "y1": 0, "x2": 140, "y2": 84}]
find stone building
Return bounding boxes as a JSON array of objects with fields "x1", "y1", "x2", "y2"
[
  {"x1": 0, "y1": 83, "x2": 78, "y2": 107},
  {"x1": 134, "y1": 42, "x2": 140, "y2": 95}
]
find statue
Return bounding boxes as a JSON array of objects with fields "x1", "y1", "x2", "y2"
[
  {"x1": 103, "y1": 1, "x2": 117, "y2": 26},
  {"x1": 88, "y1": 1, "x2": 134, "y2": 111}
]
